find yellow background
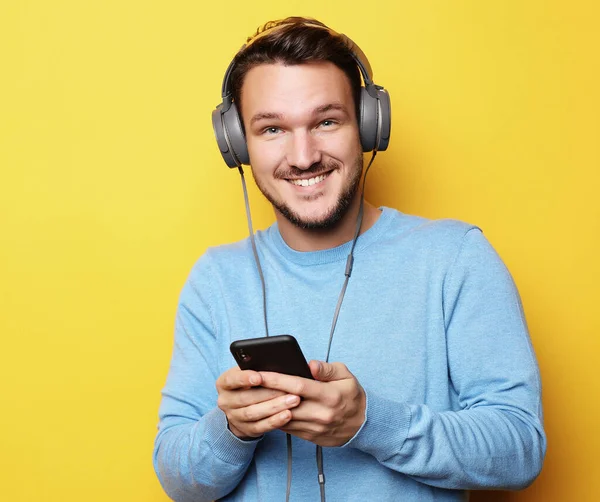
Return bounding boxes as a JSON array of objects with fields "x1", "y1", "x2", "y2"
[{"x1": 1, "y1": 1, "x2": 598, "y2": 500}]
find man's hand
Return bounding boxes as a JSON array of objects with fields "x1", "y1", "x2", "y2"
[
  {"x1": 259, "y1": 361, "x2": 366, "y2": 447},
  {"x1": 216, "y1": 366, "x2": 301, "y2": 439}
]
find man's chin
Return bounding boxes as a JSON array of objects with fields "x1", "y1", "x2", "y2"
[
  {"x1": 278, "y1": 204, "x2": 347, "y2": 231},
  {"x1": 268, "y1": 172, "x2": 362, "y2": 231}
]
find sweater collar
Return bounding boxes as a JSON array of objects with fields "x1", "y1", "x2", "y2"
[{"x1": 263, "y1": 207, "x2": 395, "y2": 266}]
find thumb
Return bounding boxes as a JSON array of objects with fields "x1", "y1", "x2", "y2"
[{"x1": 309, "y1": 360, "x2": 350, "y2": 382}]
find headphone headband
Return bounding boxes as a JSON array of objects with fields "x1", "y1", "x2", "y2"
[{"x1": 220, "y1": 25, "x2": 375, "y2": 102}]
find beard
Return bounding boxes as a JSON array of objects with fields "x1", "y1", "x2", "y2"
[{"x1": 252, "y1": 154, "x2": 363, "y2": 231}]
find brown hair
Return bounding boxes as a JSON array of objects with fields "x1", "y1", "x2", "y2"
[{"x1": 230, "y1": 17, "x2": 362, "y2": 123}]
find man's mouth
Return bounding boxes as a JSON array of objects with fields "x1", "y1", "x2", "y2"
[{"x1": 287, "y1": 172, "x2": 330, "y2": 187}]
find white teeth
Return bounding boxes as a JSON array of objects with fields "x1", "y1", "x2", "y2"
[{"x1": 289, "y1": 174, "x2": 328, "y2": 186}]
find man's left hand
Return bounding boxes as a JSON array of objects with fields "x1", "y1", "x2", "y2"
[{"x1": 259, "y1": 360, "x2": 366, "y2": 447}]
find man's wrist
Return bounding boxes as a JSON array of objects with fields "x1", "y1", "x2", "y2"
[{"x1": 226, "y1": 418, "x2": 262, "y2": 442}]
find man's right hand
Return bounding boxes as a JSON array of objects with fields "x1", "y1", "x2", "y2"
[{"x1": 216, "y1": 366, "x2": 301, "y2": 439}]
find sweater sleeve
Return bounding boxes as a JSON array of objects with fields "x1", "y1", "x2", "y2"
[
  {"x1": 153, "y1": 254, "x2": 260, "y2": 502},
  {"x1": 343, "y1": 228, "x2": 546, "y2": 489}
]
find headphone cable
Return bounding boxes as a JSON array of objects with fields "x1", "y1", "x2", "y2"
[
  {"x1": 323, "y1": 151, "x2": 376, "y2": 364},
  {"x1": 237, "y1": 150, "x2": 377, "y2": 502},
  {"x1": 238, "y1": 166, "x2": 270, "y2": 338},
  {"x1": 316, "y1": 149, "x2": 376, "y2": 502}
]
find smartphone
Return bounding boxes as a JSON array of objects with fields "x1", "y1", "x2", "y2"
[{"x1": 230, "y1": 335, "x2": 313, "y2": 379}]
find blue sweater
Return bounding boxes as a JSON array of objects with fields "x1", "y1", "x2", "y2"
[{"x1": 153, "y1": 207, "x2": 546, "y2": 501}]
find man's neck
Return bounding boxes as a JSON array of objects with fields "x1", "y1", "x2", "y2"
[{"x1": 275, "y1": 200, "x2": 381, "y2": 252}]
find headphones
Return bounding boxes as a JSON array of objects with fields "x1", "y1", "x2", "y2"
[{"x1": 212, "y1": 22, "x2": 392, "y2": 168}]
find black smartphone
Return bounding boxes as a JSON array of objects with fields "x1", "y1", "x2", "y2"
[{"x1": 230, "y1": 335, "x2": 313, "y2": 379}]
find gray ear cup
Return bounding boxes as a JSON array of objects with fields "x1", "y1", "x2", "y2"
[
  {"x1": 212, "y1": 102, "x2": 250, "y2": 168},
  {"x1": 374, "y1": 88, "x2": 391, "y2": 151},
  {"x1": 359, "y1": 87, "x2": 378, "y2": 152},
  {"x1": 212, "y1": 105, "x2": 235, "y2": 168},
  {"x1": 222, "y1": 102, "x2": 250, "y2": 166},
  {"x1": 358, "y1": 86, "x2": 391, "y2": 152}
]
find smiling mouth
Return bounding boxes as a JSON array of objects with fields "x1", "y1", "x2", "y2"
[{"x1": 287, "y1": 172, "x2": 330, "y2": 187}]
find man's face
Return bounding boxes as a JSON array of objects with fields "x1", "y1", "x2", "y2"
[{"x1": 240, "y1": 62, "x2": 363, "y2": 230}]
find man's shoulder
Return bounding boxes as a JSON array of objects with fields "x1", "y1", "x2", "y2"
[
  {"x1": 191, "y1": 236, "x2": 255, "y2": 273},
  {"x1": 381, "y1": 209, "x2": 488, "y2": 272},
  {"x1": 176, "y1": 236, "x2": 261, "y2": 303},
  {"x1": 384, "y1": 207, "x2": 480, "y2": 243}
]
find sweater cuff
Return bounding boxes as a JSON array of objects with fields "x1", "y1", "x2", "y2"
[
  {"x1": 342, "y1": 389, "x2": 412, "y2": 460},
  {"x1": 203, "y1": 407, "x2": 262, "y2": 465}
]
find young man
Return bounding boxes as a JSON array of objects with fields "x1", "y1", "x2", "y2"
[{"x1": 153, "y1": 17, "x2": 546, "y2": 502}]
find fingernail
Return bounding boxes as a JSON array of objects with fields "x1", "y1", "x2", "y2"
[
  {"x1": 249, "y1": 375, "x2": 260, "y2": 385},
  {"x1": 285, "y1": 395, "x2": 299, "y2": 405}
]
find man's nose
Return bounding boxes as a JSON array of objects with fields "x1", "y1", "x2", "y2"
[{"x1": 286, "y1": 131, "x2": 322, "y2": 170}]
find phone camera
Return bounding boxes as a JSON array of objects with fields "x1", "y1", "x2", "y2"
[{"x1": 239, "y1": 350, "x2": 251, "y2": 362}]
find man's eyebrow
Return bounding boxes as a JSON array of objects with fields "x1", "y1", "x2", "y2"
[
  {"x1": 249, "y1": 104, "x2": 349, "y2": 126},
  {"x1": 313, "y1": 103, "x2": 349, "y2": 115},
  {"x1": 250, "y1": 112, "x2": 283, "y2": 126}
]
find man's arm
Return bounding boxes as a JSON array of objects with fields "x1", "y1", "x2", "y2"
[
  {"x1": 152, "y1": 276, "x2": 256, "y2": 502},
  {"x1": 152, "y1": 256, "x2": 260, "y2": 502},
  {"x1": 261, "y1": 228, "x2": 546, "y2": 489},
  {"x1": 153, "y1": 252, "x2": 304, "y2": 502}
]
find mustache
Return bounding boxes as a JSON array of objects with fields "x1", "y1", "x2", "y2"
[{"x1": 275, "y1": 159, "x2": 340, "y2": 180}]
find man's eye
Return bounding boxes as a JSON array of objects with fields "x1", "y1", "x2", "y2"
[
  {"x1": 264, "y1": 127, "x2": 281, "y2": 135},
  {"x1": 321, "y1": 120, "x2": 336, "y2": 127}
]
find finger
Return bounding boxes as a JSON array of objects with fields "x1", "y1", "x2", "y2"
[
  {"x1": 280, "y1": 419, "x2": 323, "y2": 434},
  {"x1": 309, "y1": 361, "x2": 352, "y2": 382},
  {"x1": 217, "y1": 367, "x2": 262, "y2": 391},
  {"x1": 279, "y1": 424, "x2": 343, "y2": 447},
  {"x1": 288, "y1": 401, "x2": 334, "y2": 424},
  {"x1": 242, "y1": 409, "x2": 294, "y2": 437},
  {"x1": 227, "y1": 387, "x2": 287, "y2": 409},
  {"x1": 218, "y1": 388, "x2": 286, "y2": 416},
  {"x1": 229, "y1": 394, "x2": 300, "y2": 426},
  {"x1": 258, "y1": 371, "x2": 320, "y2": 399}
]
